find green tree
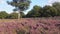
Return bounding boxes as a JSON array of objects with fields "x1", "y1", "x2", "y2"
[
  {"x1": 7, "y1": 0, "x2": 31, "y2": 19},
  {"x1": 42, "y1": 5, "x2": 57, "y2": 17},
  {"x1": 0, "y1": 11, "x2": 8, "y2": 19},
  {"x1": 20, "y1": 12, "x2": 25, "y2": 18},
  {"x1": 52, "y1": 2, "x2": 60, "y2": 16},
  {"x1": 6, "y1": 12, "x2": 25, "y2": 19},
  {"x1": 9, "y1": 12, "x2": 18, "y2": 19},
  {"x1": 26, "y1": 5, "x2": 42, "y2": 17}
]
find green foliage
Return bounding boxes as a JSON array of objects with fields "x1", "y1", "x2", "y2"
[
  {"x1": 9, "y1": 12, "x2": 18, "y2": 19},
  {"x1": 26, "y1": 2, "x2": 60, "y2": 18},
  {"x1": 42, "y1": 5, "x2": 57, "y2": 17},
  {"x1": 52, "y1": 2, "x2": 60, "y2": 16},
  {"x1": 16, "y1": 30, "x2": 25, "y2": 34},
  {"x1": 26, "y1": 5, "x2": 42, "y2": 17},
  {"x1": 0, "y1": 11, "x2": 8, "y2": 19},
  {"x1": 20, "y1": 12, "x2": 25, "y2": 18},
  {"x1": 7, "y1": 0, "x2": 31, "y2": 11},
  {"x1": 7, "y1": 0, "x2": 31, "y2": 19},
  {"x1": 0, "y1": 2, "x2": 60, "y2": 18},
  {"x1": 6, "y1": 12, "x2": 25, "y2": 19}
]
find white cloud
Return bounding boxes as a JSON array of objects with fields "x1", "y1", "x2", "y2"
[
  {"x1": 47, "y1": 0, "x2": 60, "y2": 5},
  {"x1": 0, "y1": 0, "x2": 4, "y2": 3}
]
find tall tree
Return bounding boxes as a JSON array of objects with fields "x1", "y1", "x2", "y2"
[
  {"x1": 52, "y1": 2, "x2": 60, "y2": 16},
  {"x1": 43, "y1": 5, "x2": 57, "y2": 17},
  {"x1": 7, "y1": 0, "x2": 31, "y2": 19},
  {"x1": 26, "y1": 5, "x2": 42, "y2": 17}
]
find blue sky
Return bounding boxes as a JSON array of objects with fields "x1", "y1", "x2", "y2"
[{"x1": 0, "y1": 0, "x2": 60, "y2": 14}]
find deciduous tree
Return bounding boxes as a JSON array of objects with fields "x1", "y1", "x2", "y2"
[{"x1": 7, "y1": 0, "x2": 31, "y2": 19}]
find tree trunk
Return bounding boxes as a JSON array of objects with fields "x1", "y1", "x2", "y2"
[
  {"x1": 18, "y1": 12, "x2": 20, "y2": 19},
  {"x1": 18, "y1": 11, "x2": 21, "y2": 19}
]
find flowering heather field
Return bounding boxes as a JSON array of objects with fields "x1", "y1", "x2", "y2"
[{"x1": 0, "y1": 18, "x2": 60, "y2": 34}]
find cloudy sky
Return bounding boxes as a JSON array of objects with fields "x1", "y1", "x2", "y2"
[{"x1": 0, "y1": 0, "x2": 60, "y2": 14}]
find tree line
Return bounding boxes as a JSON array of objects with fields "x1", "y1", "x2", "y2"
[
  {"x1": 0, "y1": 11, "x2": 25, "y2": 19},
  {"x1": 26, "y1": 2, "x2": 60, "y2": 17},
  {"x1": 0, "y1": 2, "x2": 60, "y2": 19}
]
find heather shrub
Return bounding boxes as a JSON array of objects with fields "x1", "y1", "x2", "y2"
[{"x1": 16, "y1": 29, "x2": 25, "y2": 34}]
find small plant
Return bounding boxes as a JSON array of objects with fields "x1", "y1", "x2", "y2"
[{"x1": 16, "y1": 29, "x2": 25, "y2": 34}]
